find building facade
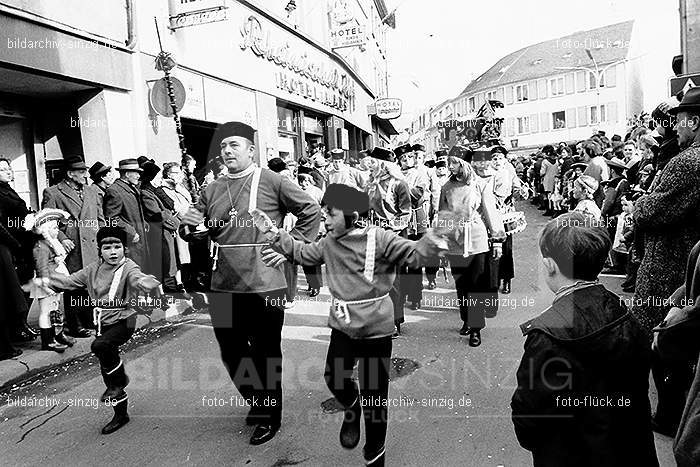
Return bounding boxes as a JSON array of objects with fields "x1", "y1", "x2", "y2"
[
  {"x1": 0, "y1": 0, "x2": 393, "y2": 209},
  {"x1": 408, "y1": 20, "x2": 677, "y2": 157}
]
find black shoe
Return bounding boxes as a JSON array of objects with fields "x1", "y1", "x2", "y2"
[
  {"x1": 0, "y1": 348, "x2": 22, "y2": 361},
  {"x1": 66, "y1": 328, "x2": 92, "y2": 338},
  {"x1": 250, "y1": 423, "x2": 280, "y2": 445},
  {"x1": 340, "y1": 399, "x2": 362, "y2": 449},
  {"x1": 459, "y1": 323, "x2": 470, "y2": 336},
  {"x1": 502, "y1": 280, "x2": 511, "y2": 294},
  {"x1": 427, "y1": 280, "x2": 436, "y2": 290},
  {"x1": 55, "y1": 332, "x2": 75, "y2": 347},
  {"x1": 468, "y1": 330, "x2": 482, "y2": 347},
  {"x1": 364, "y1": 445, "x2": 386, "y2": 466},
  {"x1": 101, "y1": 413, "x2": 130, "y2": 435},
  {"x1": 409, "y1": 301, "x2": 420, "y2": 310},
  {"x1": 309, "y1": 288, "x2": 320, "y2": 297}
]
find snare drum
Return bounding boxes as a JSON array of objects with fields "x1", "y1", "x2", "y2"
[{"x1": 502, "y1": 211, "x2": 526, "y2": 235}]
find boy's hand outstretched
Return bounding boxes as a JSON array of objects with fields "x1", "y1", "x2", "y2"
[{"x1": 251, "y1": 209, "x2": 279, "y2": 240}]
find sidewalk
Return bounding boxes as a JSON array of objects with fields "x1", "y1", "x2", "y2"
[{"x1": 0, "y1": 298, "x2": 193, "y2": 391}]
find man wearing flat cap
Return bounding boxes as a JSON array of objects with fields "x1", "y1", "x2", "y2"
[
  {"x1": 327, "y1": 148, "x2": 366, "y2": 190},
  {"x1": 42, "y1": 156, "x2": 104, "y2": 338},
  {"x1": 365, "y1": 146, "x2": 411, "y2": 334},
  {"x1": 181, "y1": 121, "x2": 320, "y2": 445},
  {"x1": 103, "y1": 158, "x2": 150, "y2": 270}
]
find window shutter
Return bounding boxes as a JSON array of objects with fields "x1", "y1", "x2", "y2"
[
  {"x1": 608, "y1": 102, "x2": 618, "y2": 122},
  {"x1": 530, "y1": 114, "x2": 539, "y2": 133},
  {"x1": 507, "y1": 117, "x2": 516, "y2": 136},
  {"x1": 605, "y1": 67, "x2": 617, "y2": 87},
  {"x1": 566, "y1": 108, "x2": 576, "y2": 128},
  {"x1": 505, "y1": 86, "x2": 514, "y2": 105},
  {"x1": 565, "y1": 73, "x2": 575, "y2": 94},
  {"x1": 537, "y1": 79, "x2": 547, "y2": 99},
  {"x1": 576, "y1": 71, "x2": 586, "y2": 92},
  {"x1": 477, "y1": 93, "x2": 485, "y2": 107},
  {"x1": 495, "y1": 87, "x2": 504, "y2": 102},
  {"x1": 577, "y1": 106, "x2": 588, "y2": 127},
  {"x1": 529, "y1": 81, "x2": 538, "y2": 101},
  {"x1": 540, "y1": 112, "x2": 550, "y2": 132}
]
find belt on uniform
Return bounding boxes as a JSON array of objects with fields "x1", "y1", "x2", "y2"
[
  {"x1": 331, "y1": 293, "x2": 389, "y2": 325},
  {"x1": 93, "y1": 307, "x2": 127, "y2": 337},
  {"x1": 210, "y1": 241, "x2": 271, "y2": 270}
]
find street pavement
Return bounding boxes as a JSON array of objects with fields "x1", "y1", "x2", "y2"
[{"x1": 0, "y1": 202, "x2": 675, "y2": 466}]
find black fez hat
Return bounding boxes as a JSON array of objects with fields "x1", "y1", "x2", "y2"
[
  {"x1": 137, "y1": 156, "x2": 151, "y2": 167},
  {"x1": 321, "y1": 183, "x2": 369, "y2": 217},
  {"x1": 448, "y1": 145, "x2": 473, "y2": 162},
  {"x1": 369, "y1": 147, "x2": 395, "y2": 162},
  {"x1": 213, "y1": 121, "x2": 256, "y2": 143},
  {"x1": 491, "y1": 145, "x2": 508, "y2": 155},
  {"x1": 97, "y1": 226, "x2": 127, "y2": 246},
  {"x1": 64, "y1": 156, "x2": 87, "y2": 171},
  {"x1": 412, "y1": 144, "x2": 425, "y2": 153},
  {"x1": 141, "y1": 160, "x2": 161, "y2": 182},
  {"x1": 330, "y1": 148, "x2": 346, "y2": 160},
  {"x1": 435, "y1": 149, "x2": 448, "y2": 158},
  {"x1": 267, "y1": 157, "x2": 287, "y2": 173},
  {"x1": 424, "y1": 160, "x2": 436, "y2": 169},
  {"x1": 435, "y1": 158, "x2": 447, "y2": 168},
  {"x1": 394, "y1": 143, "x2": 413, "y2": 158},
  {"x1": 297, "y1": 165, "x2": 313, "y2": 176},
  {"x1": 89, "y1": 161, "x2": 111, "y2": 181}
]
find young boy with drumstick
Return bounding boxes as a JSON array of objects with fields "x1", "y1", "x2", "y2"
[{"x1": 251, "y1": 183, "x2": 445, "y2": 467}]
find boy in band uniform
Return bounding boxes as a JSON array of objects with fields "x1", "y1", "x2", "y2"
[
  {"x1": 251, "y1": 184, "x2": 445, "y2": 466},
  {"x1": 47, "y1": 226, "x2": 160, "y2": 435}
]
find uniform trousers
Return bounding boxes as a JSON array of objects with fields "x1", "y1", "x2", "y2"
[
  {"x1": 448, "y1": 252, "x2": 496, "y2": 329},
  {"x1": 91, "y1": 316, "x2": 136, "y2": 382},
  {"x1": 325, "y1": 329, "x2": 392, "y2": 459},
  {"x1": 402, "y1": 233, "x2": 424, "y2": 303},
  {"x1": 498, "y1": 235, "x2": 514, "y2": 281},
  {"x1": 209, "y1": 289, "x2": 286, "y2": 425},
  {"x1": 302, "y1": 265, "x2": 323, "y2": 290}
]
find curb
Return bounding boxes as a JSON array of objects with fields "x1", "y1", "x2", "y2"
[{"x1": 0, "y1": 299, "x2": 193, "y2": 392}]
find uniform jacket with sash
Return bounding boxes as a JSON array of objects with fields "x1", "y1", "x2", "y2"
[
  {"x1": 511, "y1": 283, "x2": 658, "y2": 467},
  {"x1": 272, "y1": 226, "x2": 431, "y2": 338},
  {"x1": 192, "y1": 165, "x2": 320, "y2": 294},
  {"x1": 327, "y1": 165, "x2": 366, "y2": 190},
  {"x1": 50, "y1": 258, "x2": 155, "y2": 331},
  {"x1": 438, "y1": 175, "x2": 504, "y2": 259},
  {"x1": 42, "y1": 180, "x2": 104, "y2": 273},
  {"x1": 402, "y1": 166, "x2": 430, "y2": 235},
  {"x1": 366, "y1": 169, "x2": 411, "y2": 232},
  {"x1": 103, "y1": 178, "x2": 150, "y2": 269}
]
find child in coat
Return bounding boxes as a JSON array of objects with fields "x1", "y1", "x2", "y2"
[
  {"x1": 251, "y1": 184, "x2": 445, "y2": 467},
  {"x1": 29, "y1": 208, "x2": 74, "y2": 352},
  {"x1": 46, "y1": 226, "x2": 160, "y2": 435}
]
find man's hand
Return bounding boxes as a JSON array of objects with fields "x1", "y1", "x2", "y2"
[
  {"x1": 182, "y1": 207, "x2": 205, "y2": 226},
  {"x1": 261, "y1": 247, "x2": 286, "y2": 267},
  {"x1": 132, "y1": 233, "x2": 140, "y2": 244},
  {"x1": 61, "y1": 239, "x2": 75, "y2": 253}
]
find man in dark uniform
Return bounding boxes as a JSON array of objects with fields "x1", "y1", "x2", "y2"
[{"x1": 182, "y1": 122, "x2": 320, "y2": 445}]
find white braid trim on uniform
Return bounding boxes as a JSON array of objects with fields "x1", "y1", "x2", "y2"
[
  {"x1": 365, "y1": 447, "x2": 386, "y2": 465},
  {"x1": 363, "y1": 228, "x2": 377, "y2": 283},
  {"x1": 105, "y1": 360, "x2": 123, "y2": 375}
]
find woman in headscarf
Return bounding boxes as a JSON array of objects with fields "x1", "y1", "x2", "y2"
[{"x1": 437, "y1": 146, "x2": 505, "y2": 347}]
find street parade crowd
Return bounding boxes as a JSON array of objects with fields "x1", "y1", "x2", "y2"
[{"x1": 1, "y1": 86, "x2": 700, "y2": 465}]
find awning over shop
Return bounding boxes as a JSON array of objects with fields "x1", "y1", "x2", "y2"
[{"x1": 372, "y1": 115, "x2": 399, "y2": 136}]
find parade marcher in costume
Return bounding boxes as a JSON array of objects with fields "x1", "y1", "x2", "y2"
[
  {"x1": 180, "y1": 121, "x2": 320, "y2": 445},
  {"x1": 437, "y1": 145, "x2": 504, "y2": 347},
  {"x1": 365, "y1": 147, "x2": 411, "y2": 336},
  {"x1": 29, "y1": 209, "x2": 73, "y2": 352},
  {"x1": 327, "y1": 148, "x2": 366, "y2": 190},
  {"x1": 103, "y1": 159, "x2": 150, "y2": 269},
  {"x1": 397, "y1": 144, "x2": 430, "y2": 310},
  {"x1": 491, "y1": 147, "x2": 527, "y2": 294},
  {"x1": 250, "y1": 184, "x2": 446, "y2": 467},
  {"x1": 46, "y1": 226, "x2": 161, "y2": 434},
  {"x1": 42, "y1": 156, "x2": 104, "y2": 337},
  {"x1": 425, "y1": 155, "x2": 450, "y2": 289}
]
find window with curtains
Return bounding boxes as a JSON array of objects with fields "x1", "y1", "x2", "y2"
[{"x1": 552, "y1": 111, "x2": 566, "y2": 129}]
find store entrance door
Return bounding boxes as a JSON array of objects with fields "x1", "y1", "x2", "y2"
[
  {"x1": 0, "y1": 115, "x2": 38, "y2": 209},
  {"x1": 181, "y1": 118, "x2": 218, "y2": 181}
]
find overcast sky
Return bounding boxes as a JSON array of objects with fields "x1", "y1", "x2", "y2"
[{"x1": 386, "y1": 0, "x2": 681, "y2": 130}]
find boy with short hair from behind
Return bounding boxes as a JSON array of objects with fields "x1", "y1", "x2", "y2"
[
  {"x1": 251, "y1": 183, "x2": 444, "y2": 467},
  {"x1": 511, "y1": 211, "x2": 658, "y2": 466}
]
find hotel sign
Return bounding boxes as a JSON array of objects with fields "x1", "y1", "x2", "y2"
[
  {"x1": 169, "y1": 0, "x2": 228, "y2": 29},
  {"x1": 374, "y1": 98, "x2": 402, "y2": 120},
  {"x1": 329, "y1": 0, "x2": 366, "y2": 49}
]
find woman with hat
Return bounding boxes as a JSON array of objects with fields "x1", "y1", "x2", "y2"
[
  {"x1": 89, "y1": 162, "x2": 116, "y2": 208},
  {"x1": 437, "y1": 146, "x2": 505, "y2": 346},
  {"x1": 572, "y1": 175, "x2": 601, "y2": 221}
]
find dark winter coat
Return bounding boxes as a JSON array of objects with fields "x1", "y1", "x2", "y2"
[
  {"x1": 511, "y1": 283, "x2": 658, "y2": 467},
  {"x1": 103, "y1": 178, "x2": 150, "y2": 269},
  {"x1": 632, "y1": 142, "x2": 700, "y2": 338},
  {"x1": 141, "y1": 182, "x2": 179, "y2": 279},
  {"x1": 42, "y1": 180, "x2": 104, "y2": 272}
]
